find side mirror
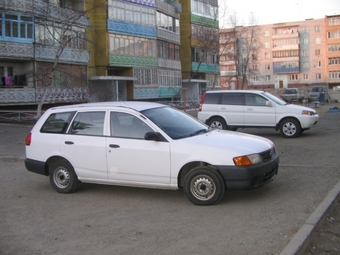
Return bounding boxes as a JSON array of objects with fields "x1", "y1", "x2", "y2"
[
  {"x1": 266, "y1": 101, "x2": 273, "y2": 107},
  {"x1": 145, "y1": 132, "x2": 162, "y2": 141}
]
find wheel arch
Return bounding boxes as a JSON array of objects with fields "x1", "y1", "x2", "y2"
[
  {"x1": 206, "y1": 115, "x2": 227, "y2": 125},
  {"x1": 276, "y1": 116, "x2": 301, "y2": 130},
  {"x1": 177, "y1": 161, "x2": 223, "y2": 189},
  {"x1": 45, "y1": 156, "x2": 72, "y2": 176}
]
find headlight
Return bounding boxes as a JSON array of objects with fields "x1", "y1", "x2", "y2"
[
  {"x1": 233, "y1": 153, "x2": 263, "y2": 166},
  {"x1": 302, "y1": 110, "x2": 316, "y2": 116}
]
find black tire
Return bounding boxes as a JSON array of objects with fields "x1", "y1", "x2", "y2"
[
  {"x1": 49, "y1": 159, "x2": 78, "y2": 193},
  {"x1": 184, "y1": 167, "x2": 225, "y2": 205},
  {"x1": 279, "y1": 118, "x2": 301, "y2": 138},
  {"x1": 207, "y1": 117, "x2": 227, "y2": 130}
]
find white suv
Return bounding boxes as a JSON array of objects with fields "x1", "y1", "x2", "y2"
[
  {"x1": 25, "y1": 101, "x2": 279, "y2": 205},
  {"x1": 198, "y1": 90, "x2": 319, "y2": 138}
]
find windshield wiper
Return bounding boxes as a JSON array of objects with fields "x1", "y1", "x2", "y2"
[{"x1": 190, "y1": 129, "x2": 208, "y2": 136}]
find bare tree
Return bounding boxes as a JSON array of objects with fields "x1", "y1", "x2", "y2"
[
  {"x1": 219, "y1": 12, "x2": 262, "y2": 90},
  {"x1": 33, "y1": 0, "x2": 102, "y2": 117}
]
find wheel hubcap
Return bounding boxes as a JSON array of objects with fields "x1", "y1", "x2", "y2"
[
  {"x1": 283, "y1": 122, "x2": 296, "y2": 136},
  {"x1": 210, "y1": 121, "x2": 222, "y2": 130},
  {"x1": 190, "y1": 175, "x2": 215, "y2": 201},
  {"x1": 54, "y1": 168, "x2": 70, "y2": 188}
]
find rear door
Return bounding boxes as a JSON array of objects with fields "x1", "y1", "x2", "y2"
[
  {"x1": 61, "y1": 111, "x2": 107, "y2": 180},
  {"x1": 244, "y1": 93, "x2": 276, "y2": 126},
  {"x1": 218, "y1": 93, "x2": 244, "y2": 125}
]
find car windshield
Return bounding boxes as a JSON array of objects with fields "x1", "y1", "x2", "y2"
[
  {"x1": 262, "y1": 92, "x2": 287, "y2": 105},
  {"x1": 142, "y1": 106, "x2": 208, "y2": 139}
]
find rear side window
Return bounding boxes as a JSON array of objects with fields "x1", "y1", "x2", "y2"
[
  {"x1": 203, "y1": 93, "x2": 221, "y2": 104},
  {"x1": 221, "y1": 93, "x2": 243, "y2": 105},
  {"x1": 69, "y1": 111, "x2": 105, "y2": 136},
  {"x1": 40, "y1": 111, "x2": 76, "y2": 134}
]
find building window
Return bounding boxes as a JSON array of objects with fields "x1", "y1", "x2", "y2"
[
  {"x1": 192, "y1": 48, "x2": 218, "y2": 64},
  {"x1": 327, "y1": 31, "x2": 340, "y2": 39},
  {"x1": 157, "y1": 12, "x2": 180, "y2": 34},
  {"x1": 302, "y1": 38, "x2": 309, "y2": 45},
  {"x1": 315, "y1": 61, "x2": 322, "y2": 67},
  {"x1": 328, "y1": 44, "x2": 340, "y2": 52},
  {"x1": 35, "y1": 23, "x2": 86, "y2": 50},
  {"x1": 265, "y1": 52, "x2": 271, "y2": 59},
  {"x1": 329, "y1": 71, "x2": 340, "y2": 79},
  {"x1": 329, "y1": 57, "x2": 340, "y2": 65},
  {"x1": 191, "y1": 0, "x2": 218, "y2": 20},
  {"x1": 265, "y1": 64, "x2": 271, "y2": 70},
  {"x1": 301, "y1": 27, "x2": 308, "y2": 32},
  {"x1": 0, "y1": 13, "x2": 34, "y2": 41},
  {"x1": 290, "y1": 74, "x2": 299, "y2": 80},
  {"x1": 157, "y1": 40, "x2": 180, "y2": 60},
  {"x1": 302, "y1": 62, "x2": 310, "y2": 68},
  {"x1": 252, "y1": 64, "x2": 258, "y2": 70},
  {"x1": 316, "y1": 73, "x2": 321, "y2": 79},
  {"x1": 253, "y1": 76, "x2": 259, "y2": 82},
  {"x1": 266, "y1": 75, "x2": 271, "y2": 81},
  {"x1": 315, "y1": 38, "x2": 321, "y2": 44},
  {"x1": 315, "y1": 25, "x2": 321, "y2": 32},
  {"x1": 328, "y1": 17, "x2": 340, "y2": 26},
  {"x1": 264, "y1": 30, "x2": 270, "y2": 36},
  {"x1": 315, "y1": 49, "x2": 321, "y2": 55},
  {"x1": 108, "y1": 1, "x2": 156, "y2": 27},
  {"x1": 109, "y1": 34, "x2": 157, "y2": 57},
  {"x1": 303, "y1": 73, "x2": 309, "y2": 80},
  {"x1": 301, "y1": 50, "x2": 309, "y2": 56},
  {"x1": 134, "y1": 68, "x2": 158, "y2": 86},
  {"x1": 264, "y1": 42, "x2": 270, "y2": 48},
  {"x1": 157, "y1": 69, "x2": 182, "y2": 87}
]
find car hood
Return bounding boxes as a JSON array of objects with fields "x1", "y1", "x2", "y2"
[
  {"x1": 171, "y1": 130, "x2": 275, "y2": 165},
  {"x1": 280, "y1": 103, "x2": 317, "y2": 113}
]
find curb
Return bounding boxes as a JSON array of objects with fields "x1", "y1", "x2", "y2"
[{"x1": 280, "y1": 180, "x2": 340, "y2": 255}]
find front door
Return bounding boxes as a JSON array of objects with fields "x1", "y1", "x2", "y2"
[{"x1": 106, "y1": 111, "x2": 171, "y2": 186}]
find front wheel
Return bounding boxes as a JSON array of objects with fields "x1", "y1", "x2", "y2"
[
  {"x1": 184, "y1": 167, "x2": 225, "y2": 205},
  {"x1": 49, "y1": 159, "x2": 78, "y2": 193},
  {"x1": 279, "y1": 118, "x2": 301, "y2": 138},
  {"x1": 207, "y1": 117, "x2": 226, "y2": 130}
]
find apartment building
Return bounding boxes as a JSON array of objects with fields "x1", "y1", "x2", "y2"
[
  {"x1": 179, "y1": 0, "x2": 220, "y2": 102},
  {"x1": 220, "y1": 15, "x2": 340, "y2": 91},
  {"x1": 87, "y1": 0, "x2": 182, "y2": 102},
  {"x1": 1, "y1": 0, "x2": 221, "y2": 106},
  {"x1": 0, "y1": 0, "x2": 89, "y2": 106}
]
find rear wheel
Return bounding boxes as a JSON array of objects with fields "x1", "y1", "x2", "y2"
[
  {"x1": 279, "y1": 118, "x2": 301, "y2": 138},
  {"x1": 184, "y1": 166, "x2": 225, "y2": 205},
  {"x1": 49, "y1": 159, "x2": 78, "y2": 193}
]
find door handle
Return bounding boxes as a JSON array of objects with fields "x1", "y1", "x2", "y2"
[
  {"x1": 109, "y1": 144, "x2": 120, "y2": 148},
  {"x1": 64, "y1": 141, "x2": 74, "y2": 145}
]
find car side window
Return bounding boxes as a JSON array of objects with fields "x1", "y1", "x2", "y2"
[
  {"x1": 69, "y1": 111, "x2": 105, "y2": 136},
  {"x1": 245, "y1": 94, "x2": 268, "y2": 106},
  {"x1": 40, "y1": 111, "x2": 76, "y2": 134},
  {"x1": 110, "y1": 112, "x2": 153, "y2": 139},
  {"x1": 221, "y1": 94, "x2": 243, "y2": 105}
]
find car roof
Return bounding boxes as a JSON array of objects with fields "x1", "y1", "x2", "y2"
[
  {"x1": 47, "y1": 101, "x2": 166, "y2": 112},
  {"x1": 205, "y1": 90, "x2": 266, "y2": 94}
]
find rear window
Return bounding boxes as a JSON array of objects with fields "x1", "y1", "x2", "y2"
[
  {"x1": 40, "y1": 111, "x2": 76, "y2": 134},
  {"x1": 203, "y1": 93, "x2": 221, "y2": 104},
  {"x1": 221, "y1": 93, "x2": 243, "y2": 105}
]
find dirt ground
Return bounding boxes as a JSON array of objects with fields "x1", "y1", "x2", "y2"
[{"x1": 304, "y1": 200, "x2": 340, "y2": 255}]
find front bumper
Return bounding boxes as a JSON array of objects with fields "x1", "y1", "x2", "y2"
[{"x1": 215, "y1": 153, "x2": 279, "y2": 190}]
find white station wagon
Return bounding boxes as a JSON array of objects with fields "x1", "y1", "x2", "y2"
[{"x1": 25, "y1": 102, "x2": 279, "y2": 205}]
